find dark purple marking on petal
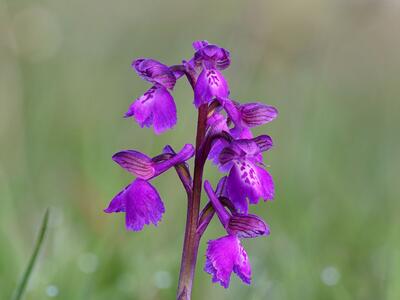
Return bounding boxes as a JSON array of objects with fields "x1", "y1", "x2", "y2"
[
  {"x1": 132, "y1": 58, "x2": 176, "y2": 89},
  {"x1": 194, "y1": 68, "x2": 229, "y2": 107},
  {"x1": 112, "y1": 150, "x2": 154, "y2": 179},
  {"x1": 253, "y1": 135, "x2": 273, "y2": 152},
  {"x1": 227, "y1": 213, "x2": 270, "y2": 238},
  {"x1": 126, "y1": 86, "x2": 177, "y2": 134},
  {"x1": 240, "y1": 103, "x2": 278, "y2": 127}
]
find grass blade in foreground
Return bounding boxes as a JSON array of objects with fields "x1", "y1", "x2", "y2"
[{"x1": 12, "y1": 209, "x2": 50, "y2": 300}]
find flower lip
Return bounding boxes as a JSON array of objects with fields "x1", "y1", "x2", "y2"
[
  {"x1": 125, "y1": 85, "x2": 177, "y2": 134},
  {"x1": 205, "y1": 235, "x2": 251, "y2": 288},
  {"x1": 132, "y1": 58, "x2": 176, "y2": 89},
  {"x1": 104, "y1": 178, "x2": 165, "y2": 231}
]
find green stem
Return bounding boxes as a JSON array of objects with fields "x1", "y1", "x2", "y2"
[{"x1": 12, "y1": 209, "x2": 50, "y2": 300}]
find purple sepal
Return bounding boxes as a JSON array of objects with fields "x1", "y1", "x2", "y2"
[
  {"x1": 192, "y1": 40, "x2": 209, "y2": 51},
  {"x1": 132, "y1": 58, "x2": 176, "y2": 90},
  {"x1": 125, "y1": 86, "x2": 177, "y2": 134},
  {"x1": 205, "y1": 235, "x2": 251, "y2": 288},
  {"x1": 112, "y1": 150, "x2": 154, "y2": 179},
  {"x1": 104, "y1": 179, "x2": 165, "y2": 231},
  {"x1": 228, "y1": 213, "x2": 270, "y2": 238},
  {"x1": 239, "y1": 102, "x2": 278, "y2": 127},
  {"x1": 194, "y1": 68, "x2": 229, "y2": 107},
  {"x1": 194, "y1": 44, "x2": 231, "y2": 70},
  {"x1": 112, "y1": 144, "x2": 194, "y2": 180}
]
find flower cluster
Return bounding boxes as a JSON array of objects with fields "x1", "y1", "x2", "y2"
[{"x1": 104, "y1": 40, "x2": 278, "y2": 292}]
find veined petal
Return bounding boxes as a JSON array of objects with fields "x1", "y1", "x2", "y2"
[
  {"x1": 112, "y1": 150, "x2": 154, "y2": 179},
  {"x1": 205, "y1": 235, "x2": 251, "y2": 288},
  {"x1": 252, "y1": 135, "x2": 273, "y2": 152},
  {"x1": 133, "y1": 58, "x2": 176, "y2": 89},
  {"x1": 239, "y1": 103, "x2": 278, "y2": 127},
  {"x1": 194, "y1": 68, "x2": 229, "y2": 107},
  {"x1": 103, "y1": 179, "x2": 165, "y2": 231},
  {"x1": 125, "y1": 86, "x2": 177, "y2": 134},
  {"x1": 228, "y1": 214, "x2": 270, "y2": 238},
  {"x1": 113, "y1": 144, "x2": 194, "y2": 180}
]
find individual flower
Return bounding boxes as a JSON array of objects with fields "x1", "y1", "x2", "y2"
[
  {"x1": 193, "y1": 42, "x2": 231, "y2": 107},
  {"x1": 125, "y1": 58, "x2": 177, "y2": 134},
  {"x1": 218, "y1": 136, "x2": 274, "y2": 213},
  {"x1": 104, "y1": 144, "x2": 194, "y2": 231},
  {"x1": 206, "y1": 98, "x2": 278, "y2": 167},
  {"x1": 203, "y1": 181, "x2": 269, "y2": 288}
]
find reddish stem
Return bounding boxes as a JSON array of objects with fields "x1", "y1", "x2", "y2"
[{"x1": 177, "y1": 104, "x2": 208, "y2": 300}]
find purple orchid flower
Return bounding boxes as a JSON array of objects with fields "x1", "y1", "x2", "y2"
[
  {"x1": 203, "y1": 181, "x2": 269, "y2": 288},
  {"x1": 192, "y1": 42, "x2": 231, "y2": 107},
  {"x1": 125, "y1": 58, "x2": 177, "y2": 134},
  {"x1": 104, "y1": 144, "x2": 194, "y2": 231},
  {"x1": 218, "y1": 136, "x2": 275, "y2": 213}
]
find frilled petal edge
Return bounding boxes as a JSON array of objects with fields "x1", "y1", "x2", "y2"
[
  {"x1": 205, "y1": 235, "x2": 251, "y2": 288},
  {"x1": 104, "y1": 179, "x2": 165, "y2": 231}
]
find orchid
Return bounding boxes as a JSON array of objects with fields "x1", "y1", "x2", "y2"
[{"x1": 104, "y1": 40, "x2": 279, "y2": 300}]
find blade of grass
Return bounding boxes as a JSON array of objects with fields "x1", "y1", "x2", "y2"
[{"x1": 12, "y1": 208, "x2": 50, "y2": 300}]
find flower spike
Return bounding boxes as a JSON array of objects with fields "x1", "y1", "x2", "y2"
[{"x1": 105, "y1": 40, "x2": 280, "y2": 297}]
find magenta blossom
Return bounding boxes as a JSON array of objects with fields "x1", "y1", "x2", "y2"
[
  {"x1": 192, "y1": 41, "x2": 231, "y2": 107},
  {"x1": 125, "y1": 58, "x2": 177, "y2": 134},
  {"x1": 218, "y1": 136, "x2": 275, "y2": 213},
  {"x1": 203, "y1": 181, "x2": 269, "y2": 288},
  {"x1": 104, "y1": 144, "x2": 194, "y2": 231}
]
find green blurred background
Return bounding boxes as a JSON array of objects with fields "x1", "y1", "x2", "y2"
[{"x1": 1, "y1": 0, "x2": 400, "y2": 299}]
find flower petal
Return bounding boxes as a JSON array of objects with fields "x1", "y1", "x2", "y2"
[
  {"x1": 125, "y1": 86, "x2": 177, "y2": 134},
  {"x1": 112, "y1": 150, "x2": 154, "y2": 179},
  {"x1": 205, "y1": 235, "x2": 251, "y2": 288},
  {"x1": 194, "y1": 68, "x2": 229, "y2": 107},
  {"x1": 226, "y1": 160, "x2": 269, "y2": 213},
  {"x1": 255, "y1": 165, "x2": 275, "y2": 202},
  {"x1": 252, "y1": 135, "x2": 273, "y2": 152},
  {"x1": 194, "y1": 44, "x2": 231, "y2": 70},
  {"x1": 125, "y1": 179, "x2": 165, "y2": 231},
  {"x1": 239, "y1": 103, "x2": 278, "y2": 127},
  {"x1": 192, "y1": 40, "x2": 209, "y2": 51},
  {"x1": 228, "y1": 213, "x2": 270, "y2": 238},
  {"x1": 132, "y1": 58, "x2": 176, "y2": 89},
  {"x1": 104, "y1": 184, "x2": 129, "y2": 213}
]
